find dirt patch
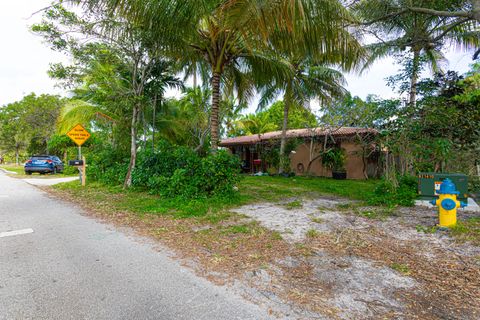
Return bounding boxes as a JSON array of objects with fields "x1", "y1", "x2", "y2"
[
  {"x1": 235, "y1": 198, "x2": 480, "y2": 319},
  {"x1": 44, "y1": 186, "x2": 480, "y2": 319},
  {"x1": 233, "y1": 199, "x2": 365, "y2": 242}
]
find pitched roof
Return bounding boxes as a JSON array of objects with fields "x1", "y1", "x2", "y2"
[{"x1": 220, "y1": 127, "x2": 377, "y2": 146}]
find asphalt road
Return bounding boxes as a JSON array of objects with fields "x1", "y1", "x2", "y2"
[{"x1": 0, "y1": 172, "x2": 271, "y2": 320}]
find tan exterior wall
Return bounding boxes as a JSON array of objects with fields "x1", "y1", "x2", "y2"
[{"x1": 289, "y1": 141, "x2": 366, "y2": 179}]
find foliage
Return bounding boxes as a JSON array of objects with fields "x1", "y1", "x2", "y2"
[
  {"x1": 83, "y1": 0, "x2": 364, "y2": 150},
  {"x1": 368, "y1": 175, "x2": 418, "y2": 207},
  {"x1": 320, "y1": 93, "x2": 399, "y2": 129},
  {"x1": 353, "y1": 0, "x2": 479, "y2": 105},
  {"x1": 321, "y1": 148, "x2": 346, "y2": 171},
  {"x1": 131, "y1": 141, "x2": 242, "y2": 198},
  {"x1": 0, "y1": 93, "x2": 64, "y2": 162},
  {"x1": 260, "y1": 138, "x2": 302, "y2": 173},
  {"x1": 450, "y1": 217, "x2": 480, "y2": 246},
  {"x1": 33, "y1": 3, "x2": 183, "y2": 187},
  {"x1": 229, "y1": 101, "x2": 317, "y2": 136},
  {"x1": 87, "y1": 145, "x2": 130, "y2": 185},
  {"x1": 382, "y1": 65, "x2": 480, "y2": 175}
]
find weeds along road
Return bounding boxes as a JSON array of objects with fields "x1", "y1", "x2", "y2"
[{"x1": 0, "y1": 172, "x2": 271, "y2": 320}]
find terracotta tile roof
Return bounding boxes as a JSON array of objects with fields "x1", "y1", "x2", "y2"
[{"x1": 220, "y1": 127, "x2": 377, "y2": 146}]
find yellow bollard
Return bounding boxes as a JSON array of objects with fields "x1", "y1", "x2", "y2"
[{"x1": 430, "y1": 179, "x2": 467, "y2": 228}]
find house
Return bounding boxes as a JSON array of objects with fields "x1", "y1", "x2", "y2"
[{"x1": 220, "y1": 127, "x2": 380, "y2": 179}]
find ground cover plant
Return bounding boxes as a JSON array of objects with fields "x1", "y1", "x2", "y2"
[
  {"x1": 49, "y1": 177, "x2": 480, "y2": 318},
  {"x1": 0, "y1": 164, "x2": 77, "y2": 178}
]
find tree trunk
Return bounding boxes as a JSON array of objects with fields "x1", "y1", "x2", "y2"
[
  {"x1": 152, "y1": 94, "x2": 157, "y2": 153},
  {"x1": 210, "y1": 72, "x2": 221, "y2": 152},
  {"x1": 15, "y1": 144, "x2": 19, "y2": 166},
  {"x1": 474, "y1": 0, "x2": 480, "y2": 22},
  {"x1": 124, "y1": 105, "x2": 139, "y2": 188},
  {"x1": 409, "y1": 48, "x2": 420, "y2": 107},
  {"x1": 278, "y1": 89, "x2": 291, "y2": 174}
]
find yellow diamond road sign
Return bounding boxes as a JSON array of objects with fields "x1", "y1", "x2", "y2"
[{"x1": 67, "y1": 124, "x2": 91, "y2": 146}]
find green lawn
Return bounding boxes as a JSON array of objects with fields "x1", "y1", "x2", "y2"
[
  {"x1": 0, "y1": 164, "x2": 25, "y2": 175},
  {"x1": 53, "y1": 175, "x2": 379, "y2": 220},
  {"x1": 0, "y1": 164, "x2": 77, "y2": 178},
  {"x1": 239, "y1": 176, "x2": 379, "y2": 203}
]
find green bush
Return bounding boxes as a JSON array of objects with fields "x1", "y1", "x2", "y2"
[
  {"x1": 86, "y1": 145, "x2": 129, "y2": 185},
  {"x1": 368, "y1": 175, "x2": 418, "y2": 207},
  {"x1": 132, "y1": 141, "x2": 242, "y2": 198}
]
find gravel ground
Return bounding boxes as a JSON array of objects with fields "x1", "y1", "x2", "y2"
[{"x1": 233, "y1": 198, "x2": 480, "y2": 319}]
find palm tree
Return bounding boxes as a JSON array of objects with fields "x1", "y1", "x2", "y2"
[
  {"x1": 143, "y1": 60, "x2": 184, "y2": 152},
  {"x1": 230, "y1": 113, "x2": 278, "y2": 136},
  {"x1": 258, "y1": 59, "x2": 347, "y2": 173},
  {"x1": 353, "y1": 0, "x2": 480, "y2": 107},
  {"x1": 82, "y1": 0, "x2": 363, "y2": 151}
]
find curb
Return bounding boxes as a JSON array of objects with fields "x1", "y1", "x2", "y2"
[{"x1": 0, "y1": 168, "x2": 18, "y2": 175}]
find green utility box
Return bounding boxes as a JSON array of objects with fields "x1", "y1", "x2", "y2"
[{"x1": 418, "y1": 172, "x2": 468, "y2": 202}]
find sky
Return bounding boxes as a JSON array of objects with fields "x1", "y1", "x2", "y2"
[{"x1": 0, "y1": 0, "x2": 477, "y2": 110}]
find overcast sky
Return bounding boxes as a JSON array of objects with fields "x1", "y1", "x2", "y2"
[{"x1": 0, "y1": 0, "x2": 477, "y2": 110}]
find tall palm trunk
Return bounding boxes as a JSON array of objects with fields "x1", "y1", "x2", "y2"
[
  {"x1": 124, "y1": 104, "x2": 139, "y2": 188},
  {"x1": 152, "y1": 93, "x2": 157, "y2": 153},
  {"x1": 409, "y1": 48, "x2": 420, "y2": 107},
  {"x1": 474, "y1": 0, "x2": 480, "y2": 22},
  {"x1": 210, "y1": 71, "x2": 221, "y2": 152},
  {"x1": 279, "y1": 83, "x2": 292, "y2": 174},
  {"x1": 15, "y1": 144, "x2": 20, "y2": 166}
]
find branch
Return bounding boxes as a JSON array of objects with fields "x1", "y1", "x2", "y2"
[
  {"x1": 432, "y1": 18, "x2": 473, "y2": 42},
  {"x1": 25, "y1": 4, "x2": 57, "y2": 20},
  {"x1": 356, "y1": 9, "x2": 408, "y2": 26},
  {"x1": 406, "y1": 7, "x2": 472, "y2": 19},
  {"x1": 474, "y1": 47, "x2": 480, "y2": 59}
]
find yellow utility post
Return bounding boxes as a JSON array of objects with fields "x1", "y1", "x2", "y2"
[
  {"x1": 430, "y1": 179, "x2": 467, "y2": 228},
  {"x1": 81, "y1": 156, "x2": 86, "y2": 187}
]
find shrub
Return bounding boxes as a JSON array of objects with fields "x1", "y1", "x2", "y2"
[
  {"x1": 322, "y1": 148, "x2": 347, "y2": 172},
  {"x1": 368, "y1": 175, "x2": 418, "y2": 207},
  {"x1": 86, "y1": 145, "x2": 129, "y2": 185},
  {"x1": 132, "y1": 141, "x2": 242, "y2": 198}
]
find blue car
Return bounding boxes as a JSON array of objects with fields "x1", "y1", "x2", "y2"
[{"x1": 24, "y1": 155, "x2": 64, "y2": 175}]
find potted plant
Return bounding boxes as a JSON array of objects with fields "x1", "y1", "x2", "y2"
[{"x1": 322, "y1": 148, "x2": 347, "y2": 179}]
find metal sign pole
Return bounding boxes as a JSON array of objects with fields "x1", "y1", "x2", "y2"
[{"x1": 78, "y1": 145, "x2": 82, "y2": 184}]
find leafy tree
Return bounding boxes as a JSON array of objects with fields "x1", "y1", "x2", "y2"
[
  {"x1": 379, "y1": 64, "x2": 480, "y2": 174},
  {"x1": 0, "y1": 101, "x2": 30, "y2": 164},
  {"x1": 82, "y1": 0, "x2": 364, "y2": 151},
  {"x1": 258, "y1": 61, "x2": 348, "y2": 173},
  {"x1": 33, "y1": 4, "x2": 182, "y2": 187},
  {"x1": 355, "y1": 0, "x2": 480, "y2": 59},
  {"x1": 229, "y1": 101, "x2": 317, "y2": 136},
  {"x1": 320, "y1": 93, "x2": 399, "y2": 129},
  {"x1": 0, "y1": 94, "x2": 64, "y2": 164},
  {"x1": 353, "y1": 0, "x2": 480, "y2": 106}
]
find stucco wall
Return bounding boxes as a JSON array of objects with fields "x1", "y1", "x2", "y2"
[{"x1": 289, "y1": 141, "x2": 367, "y2": 179}]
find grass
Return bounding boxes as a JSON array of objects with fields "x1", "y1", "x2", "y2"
[
  {"x1": 415, "y1": 225, "x2": 438, "y2": 234},
  {"x1": 306, "y1": 229, "x2": 320, "y2": 238},
  {"x1": 390, "y1": 263, "x2": 411, "y2": 275},
  {"x1": 240, "y1": 176, "x2": 378, "y2": 203},
  {"x1": 284, "y1": 200, "x2": 303, "y2": 210},
  {"x1": 52, "y1": 175, "x2": 380, "y2": 221},
  {"x1": 0, "y1": 164, "x2": 25, "y2": 175},
  {"x1": 450, "y1": 217, "x2": 480, "y2": 245},
  {"x1": 0, "y1": 164, "x2": 77, "y2": 178},
  {"x1": 310, "y1": 217, "x2": 324, "y2": 224}
]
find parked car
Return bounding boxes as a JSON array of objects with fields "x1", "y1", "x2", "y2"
[{"x1": 24, "y1": 155, "x2": 64, "y2": 175}]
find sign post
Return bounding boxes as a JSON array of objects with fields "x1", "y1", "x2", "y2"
[{"x1": 66, "y1": 124, "x2": 91, "y2": 186}]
